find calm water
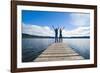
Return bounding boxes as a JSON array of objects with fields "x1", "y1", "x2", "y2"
[{"x1": 22, "y1": 38, "x2": 90, "y2": 62}]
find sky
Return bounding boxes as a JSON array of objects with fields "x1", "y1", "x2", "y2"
[{"x1": 22, "y1": 10, "x2": 90, "y2": 37}]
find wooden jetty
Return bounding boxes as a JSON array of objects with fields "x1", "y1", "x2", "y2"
[{"x1": 34, "y1": 43, "x2": 84, "y2": 62}]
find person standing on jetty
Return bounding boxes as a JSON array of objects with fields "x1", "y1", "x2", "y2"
[
  {"x1": 52, "y1": 26, "x2": 59, "y2": 43},
  {"x1": 59, "y1": 27, "x2": 64, "y2": 43}
]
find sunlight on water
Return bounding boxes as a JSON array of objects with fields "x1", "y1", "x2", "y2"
[
  {"x1": 22, "y1": 38, "x2": 90, "y2": 62},
  {"x1": 63, "y1": 39, "x2": 90, "y2": 59}
]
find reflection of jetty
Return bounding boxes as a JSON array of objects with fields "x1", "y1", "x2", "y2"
[{"x1": 34, "y1": 43, "x2": 84, "y2": 62}]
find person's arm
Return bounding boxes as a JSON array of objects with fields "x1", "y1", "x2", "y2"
[
  {"x1": 52, "y1": 25, "x2": 55, "y2": 30},
  {"x1": 62, "y1": 26, "x2": 64, "y2": 30}
]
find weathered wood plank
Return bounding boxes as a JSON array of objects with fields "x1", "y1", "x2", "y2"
[{"x1": 34, "y1": 43, "x2": 84, "y2": 62}]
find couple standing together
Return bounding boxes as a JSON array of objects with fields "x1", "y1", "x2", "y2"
[{"x1": 52, "y1": 26, "x2": 64, "y2": 43}]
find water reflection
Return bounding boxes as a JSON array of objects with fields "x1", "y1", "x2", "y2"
[{"x1": 22, "y1": 38, "x2": 90, "y2": 62}]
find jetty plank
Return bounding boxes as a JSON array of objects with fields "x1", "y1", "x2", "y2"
[{"x1": 34, "y1": 43, "x2": 84, "y2": 62}]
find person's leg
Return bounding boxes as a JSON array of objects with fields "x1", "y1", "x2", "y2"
[
  {"x1": 55, "y1": 37, "x2": 56, "y2": 43},
  {"x1": 58, "y1": 38, "x2": 60, "y2": 42},
  {"x1": 56, "y1": 38, "x2": 57, "y2": 43},
  {"x1": 59, "y1": 37, "x2": 60, "y2": 43},
  {"x1": 57, "y1": 37, "x2": 58, "y2": 43},
  {"x1": 60, "y1": 37, "x2": 61, "y2": 43},
  {"x1": 61, "y1": 37, "x2": 63, "y2": 42},
  {"x1": 55, "y1": 37, "x2": 57, "y2": 43}
]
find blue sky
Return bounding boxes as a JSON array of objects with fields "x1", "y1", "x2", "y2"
[{"x1": 22, "y1": 10, "x2": 90, "y2": 37}]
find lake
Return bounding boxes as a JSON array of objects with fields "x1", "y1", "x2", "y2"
[{"x1": 22, "y1": 38, "x2": 90, "y2": 62}]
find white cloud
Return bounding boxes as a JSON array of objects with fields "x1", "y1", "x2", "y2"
[
  {"x1": 69, "y1": 13, "x2": 90, "y2": 26},
  {"x1": 22, "y1": 23, "x2": 54, "y2": 36},
  {"x1": 62, "y1": 27, "x2": 90, "y2": 37},
  {"x1": 22, "y1": 23, "x2": 90, "y2": 37}
]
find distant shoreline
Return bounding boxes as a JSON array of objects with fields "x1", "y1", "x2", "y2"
[
  {"x1": 22, "y1": 33, "x2": 90, "y2": 39},
  {"x1": 22, "y1": 37, "x2": 90, "y2": 39}
]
